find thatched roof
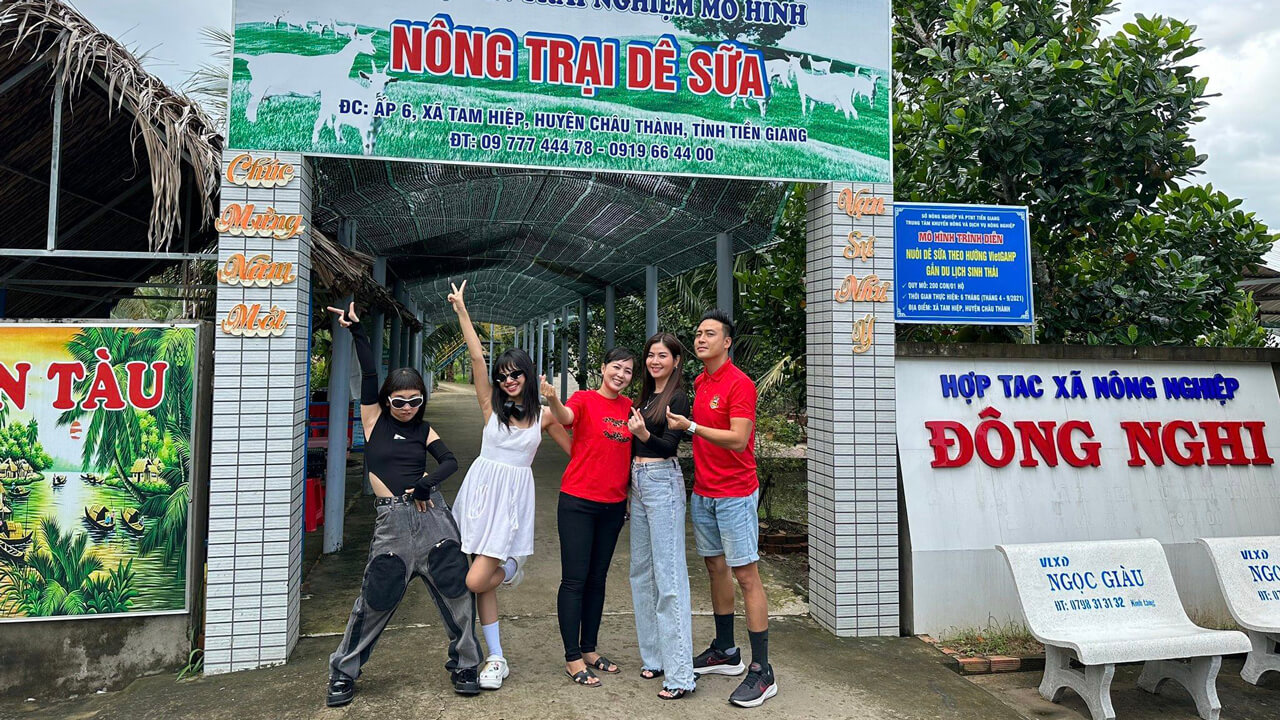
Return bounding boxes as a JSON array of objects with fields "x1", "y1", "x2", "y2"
[
  {"x1": 312, "y1": 232, "x2": 423, "y2": 330},
  {"x1": 0, "y1": 2, "x2": 419, "y2": 326},
  {"x1": 129, "y1": 457, "x2": 161, "y2": 473},
  {"x1": 0, "y1": 0, "x2": 220, "y2": 249}
]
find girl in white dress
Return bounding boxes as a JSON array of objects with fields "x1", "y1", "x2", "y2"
[{"x1": 447, "y1": 280, "x2": 568, "y2": 691}]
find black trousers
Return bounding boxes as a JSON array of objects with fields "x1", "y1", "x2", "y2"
[{"x1": 556, "y1": 491, "x2": 627, "y2": 662}]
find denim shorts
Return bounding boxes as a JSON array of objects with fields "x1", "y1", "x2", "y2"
[{"x1": 690, "y1": 490, "x2": 760, "y2": 568}]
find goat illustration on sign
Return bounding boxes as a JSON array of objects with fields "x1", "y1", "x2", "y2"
[
  {"x1": 237, "y1": 28, "x2": 385, "y2": 154},
  {"x1": 313, "y1": 62, "x2": 400, "y2": 155},
  {"x1": 784, "y1": 54, "x2": 880, "y2": 121}
]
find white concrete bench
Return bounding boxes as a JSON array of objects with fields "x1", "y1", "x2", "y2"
[
  {"x1": 1198, "y1": 536, "x2": 1280, "y2": 684},
  {"x1": 998, "y1": 539, "x2": 1251, "y2": 720}
]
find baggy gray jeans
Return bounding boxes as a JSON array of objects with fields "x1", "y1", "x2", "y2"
[{"x1": 329, "y1": 490, "x2": 482, "y2": 679}]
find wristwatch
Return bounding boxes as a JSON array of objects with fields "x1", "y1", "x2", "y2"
[{"x1": 686, "y1": 421, "x2": 698, "y2": 437}]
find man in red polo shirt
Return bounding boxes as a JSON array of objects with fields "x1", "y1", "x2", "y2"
[{"x1": 666, "y1": 309, "x2": 776, "y2": 708}]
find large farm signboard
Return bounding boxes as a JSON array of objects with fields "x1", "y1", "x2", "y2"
[
  {"x1": 0, "y1": 324, "x2": 197, "y2": 622},
  {"x1": 227, "y1": 0, "x2": 891, "y2": 182}
]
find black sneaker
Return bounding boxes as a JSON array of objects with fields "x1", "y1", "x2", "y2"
[
  {"x1": 326, "y1": 672, "x2": 356, "y2": 707},
  {"x1": 452, "y1": 666, "x2": 481, "y2": 695},
  {"x1": 729, "y1": 663, "x2": 777, "y2": 708},
  {"x1": 692, "y1": 644, "x2": 745, "y2": 676}
]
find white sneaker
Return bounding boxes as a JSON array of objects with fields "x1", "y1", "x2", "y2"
[
  {"x1": 478, "y1": 654, "x2": 509, "y2": 690},
  {"x1": 500, "y1": 556, "x2": 525, "y2": 588}
]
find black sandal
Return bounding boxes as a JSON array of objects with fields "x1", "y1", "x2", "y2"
[
  {"x1": 588, "y1": 655, "x2": 620, "y2": 674},
  {"x1": 565, "y1": 667, "x2": 601, "y2": 687},
  {"x1": 658, "y1": 687, "x2": 693, "y2": 700},
  {"x1": 640, "y1": 668, "x2": 665, "y2": 680}
]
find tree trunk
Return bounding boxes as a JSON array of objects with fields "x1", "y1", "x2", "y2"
[{"x1": 112, "y1": 449, "x2": 144, "y2": 503}]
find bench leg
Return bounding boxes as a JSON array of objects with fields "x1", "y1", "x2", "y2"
[
  {"x1": 1040, "y1": 645, "x2": 1116, "y2": 720},
  {"x1": 1137, "y1": 656, "x2": 1223, "y2": 720},
  {"x1": 1241, "y1": 630, "x2": 1280, "y2": 685}
]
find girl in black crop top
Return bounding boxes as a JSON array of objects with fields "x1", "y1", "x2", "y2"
[
  {"x1": 328, "y1": 302, "x2": 456, "y2": 504},
  {"x1": 322, "y1": 303, "x2": 484, "y2": 704}
]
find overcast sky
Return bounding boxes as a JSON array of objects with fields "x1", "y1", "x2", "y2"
[{"x1": 69, "y1": 0, "x2": 1278, "y2": 260}]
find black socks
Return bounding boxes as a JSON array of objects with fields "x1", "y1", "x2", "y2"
[
  {"x1": 713, "y1": 612, "x2": 735, "y2": 651},
  {"x1": 749, "y1": 628, "x2": 769, "y2": 669}
]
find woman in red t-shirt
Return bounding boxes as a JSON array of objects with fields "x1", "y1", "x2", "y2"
[{"x1": 541, "y1": 347, "x2": 636, "y2": 687}]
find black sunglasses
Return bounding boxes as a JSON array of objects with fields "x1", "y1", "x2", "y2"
[
  {"x1": 494, "y1": 369, "x2": 525, "y2": 383},
  {"x1": 389, "y1": 396, "x2": 424, "y2": 409}
]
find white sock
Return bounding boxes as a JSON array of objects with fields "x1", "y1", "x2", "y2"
[
  {"x1": 482, "y1": 621, "x2": 503, "y2": 658},
  {"x1": 501, "y1": 557, "x2": 518, "y2": 580}
]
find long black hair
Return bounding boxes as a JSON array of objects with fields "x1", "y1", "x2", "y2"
[
  {"x1": 638, "y1": 333, "x2": 686, "y2": 424},
  {"x1": 490, "y1": 348, "x2": 540, "y2": 430},
  {"x1": 379, "y1": 367, "x2": 428, "y2": 423}
]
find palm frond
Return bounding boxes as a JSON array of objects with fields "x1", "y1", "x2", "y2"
[{"x1": 0, "y1": 0, "x2": 220, "y2": 250}]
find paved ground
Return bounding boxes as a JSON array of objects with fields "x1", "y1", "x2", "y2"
[
  {"x1": 974, "y1": 659, "x2": 1280, "y2": 720},
  {"x1": 7, "y1": 384, "x2": 1274, "y2": 719}
]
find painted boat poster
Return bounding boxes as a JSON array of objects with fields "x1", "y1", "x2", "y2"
[
  {"x1": 0, "y1": 324, "x2": 197, "y2": 622},
  {"x1": 228, "y1": 0, "x2": 891, "y2": 182}
]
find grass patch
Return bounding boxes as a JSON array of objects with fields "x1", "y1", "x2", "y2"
[
  {"x1": 229, "y1": 23, "x2": 890, "y2": 181},
  {"x1": 938, "y1": 621, "x2": 1044, "y2": 658}
]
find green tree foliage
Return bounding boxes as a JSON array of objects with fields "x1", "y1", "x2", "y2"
[
  {"x1": 0, "y1": 419, "x2": 53, "y2": 471},
  {"x1": 893, "y1": 0, "x2": 1275, "y2": 345},
  {"x1": 672, "y1": 0, "x2": 794, "y2": 46},
  {"x1": 1195, "y1": 294, "x2": 1274, "y2": 349},
  {"x1": 735, "y1": 185, "x2": 807, "y2": 408}
]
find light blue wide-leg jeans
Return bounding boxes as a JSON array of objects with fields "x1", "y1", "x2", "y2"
[{"x1": 628, "y1": 458, "x2": 695, "y2": 691}]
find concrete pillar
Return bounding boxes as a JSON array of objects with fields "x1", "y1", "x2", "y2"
[
  {"x1": 560, "y1": 304, "x2": 570, "y2": 397},
  {"x1": 548, "y1": 315, "x2": 557, "y2": 379},
  {"x1": 323, "y1": 218, "x2": 357, "y2": 555},
  {"x1": 717, "y1": 232, "x2": 734, "y2": 319},
  {"x1": 488, "y1": 323, "x2": 494, "y2": 363},
  {"x1": 645, "y1": 265, "x2": 659, "y2": 339},
  {"x1": 361, "y1": 258, "x2": 387, "y2": 497},
  {"x1": 577, "y1": 297, "x2": 588, "y2": 386},
  {"x1": 604, "y1": 284, "x2": 616, "y2": 350},
  {"x1": 805, "y1": 182, "x2": 896, "y2": 637},
  {"x1": 412, "y1": 314, "x2": 425, "y2": 373},
  {"x1": 370, "y1": 258, "x2": 387, "y2": 381},
  {"x1": 400, "y1": 321, "x2": 411, "y2": 369},
  {"x1": 536, "y1": 318, "x2": 544, "y2": 377},
  {"x1": 389, "y1": 282, "x2": 403, "y2": 371},
  {"x1": 207, "y1": 151, "x2": 314, "y2": 673}
]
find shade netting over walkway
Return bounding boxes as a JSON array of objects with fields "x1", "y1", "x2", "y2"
[{"x1": 310, "y1": 159, "x2": 788, "y2": 326}]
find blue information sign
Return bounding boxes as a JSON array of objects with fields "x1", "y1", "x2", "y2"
[{"x1": 894, "y1": 202, "x2": 1033, "y2": 325}]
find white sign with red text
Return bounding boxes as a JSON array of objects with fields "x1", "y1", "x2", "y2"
[{"x1": 896, "y1": 356, "x2": 1280, "y2": 635}]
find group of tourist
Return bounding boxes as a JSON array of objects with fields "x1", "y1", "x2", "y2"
[{"x1": 323, "y1": 279, "x2": 777, "y2": 709}]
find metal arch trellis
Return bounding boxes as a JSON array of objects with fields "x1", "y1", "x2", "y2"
[{"x1": 310, "y1": 157, "x2": 787, "y2": 327}]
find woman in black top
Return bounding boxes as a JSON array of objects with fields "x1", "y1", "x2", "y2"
[
  {"x1": 625, "y1": 332, "x2": 696, "y2": 699},
  {"x1": 324, "y1": 303, "x2": 483, "y2": 706}
]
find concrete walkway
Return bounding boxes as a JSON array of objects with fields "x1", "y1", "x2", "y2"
[{"x1": 3, "y1": 384, "x2": 1021, "y2": 720}]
